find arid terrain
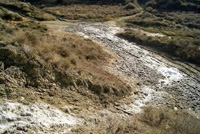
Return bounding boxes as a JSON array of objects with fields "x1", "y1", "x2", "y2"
[{"x1": 0, "y1": 0, "x2": 200, "y2": 134}]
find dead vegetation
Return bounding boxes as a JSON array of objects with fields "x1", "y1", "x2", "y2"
[
  {"x1": 0, "y1": 0, "x2": 134, "y2": 104},
  {"x1": 1, "y1": 1, "x2": 200, "y2": 133},
  {"x1": 69, "y1": 106, "x2": 200, "y2": 134},
  {"x1": 145, "y1": 0, "x2": 200, "y2": 12},
  {"x1": 140, "y1": 106, "x2": 200, "y2": 134},
  {"x1": 0, "y1": 12, "x2": 132, "y2": 106},
  {"x1": 119, "y1": 10, "x2": 200, "y2": 65},
  {"x1": 0, "y1": 0, "x2": 56, "y2": 21},
  {"x1": 13, "y1": 29, "x2": 108, "y2": 71},
  {"x1": 69, "y1": 113, "x2": 142, "y2": 134},
  {"x1": 43, "y1": 4, "x2": 140, "y2": 21}
]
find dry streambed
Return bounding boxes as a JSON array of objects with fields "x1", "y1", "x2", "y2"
[
  {"x1": 1, "y1": 22, "x2": 200, "y2": 133},
  {"x1": 64, "y1": 23, "x2": 200, "y2": 116}
]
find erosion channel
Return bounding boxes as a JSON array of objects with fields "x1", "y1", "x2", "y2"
[{"x1": 64, "y1": 22, "x2": 200, "y2": 117}]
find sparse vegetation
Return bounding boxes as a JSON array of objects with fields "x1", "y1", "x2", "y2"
[
  {"x1": 118, "y1": 28, "x2": 200, "y2": 64},
  {"x1": 0, "y1": 0, "x2": 56, "y2": 20},
  {"x1": 119, "y1": 9, "x2": 200, "y2": 65},
  {"x1": 0, "y1": 13, "x2": 132, "y2": 104},
  {"x1": 0, "y1": 0, "x2": 200, "y2": 133},
  {"x1": 13, "y1": 29, "x2": 108, "y2": 70},
  {"x1": 145, "y1": 0, "x2": 200, "y2": 12},
  {"x1": 70, "y1": 113, "x2": 142, "y2": 134},
  {"x1": 43, "y1": 4, "x2": 140, "y2": 21},
  {"x1": 70, "y1": 106, "x2": 200, "y2": 134},
  {"x1": 140, "y1": 106, "x2": 200, "y2": 134}
]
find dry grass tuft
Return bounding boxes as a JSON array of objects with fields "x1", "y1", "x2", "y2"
[
  {"x1": 140, "y1": 106, "x2": 200, "y2": 134},
  {"x1": 70, "y1": 114, "x2": 141, "y2": 134},
  {"x1": 12, "y1": 29, "x2": 109, "y2": 71}
]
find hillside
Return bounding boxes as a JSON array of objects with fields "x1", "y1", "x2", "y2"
[
  {"x1": 117, "y1": 0, "x2": 200, "y2": 65},
  {"x1": 0, "y1": 0, "x2": 200, "y2": 133}
]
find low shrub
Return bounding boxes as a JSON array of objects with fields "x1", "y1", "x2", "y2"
[
  {"x1": 140, "y1": 106, "x2": 200, "y2": 134},
  {"x1": 118, "y1": 30, "x2": 200, "y2": 65}
]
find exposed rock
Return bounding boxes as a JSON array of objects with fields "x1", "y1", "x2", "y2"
[
  {"x1": 0, "y1": 101, "x2": 82, "y2": 133},
  {"x1": 65, "y1": 23, "x2": 200, "y2": 115}
]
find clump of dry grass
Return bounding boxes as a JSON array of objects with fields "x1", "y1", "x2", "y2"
[
  {"x1": 105, "y1": 114, "x2": 140, "y2": 134},
  {"x1": 140, "y1": 106, "x2": 200, "y2": 134},
  {"x1": 13, "y1": 30, "x2": 108, "y2": 70},
  {"x1": 70, "y1": 113, "x2": 142, "y2": 134}
]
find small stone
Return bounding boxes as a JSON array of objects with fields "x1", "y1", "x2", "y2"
[
  {"x1": 20, "y1": 112, "x2": 32, "y2": 116},
  {"x1": 17, "y1": 126, "x2": 27, "y2": 132},
  {"x1": 134, "y1": 91, "x2": 139, "y2": 95},
  {"x1": 20, "y1": 97, "x2": 24, "y2": 101},
  {"x1": 63, "y1": 107, "x2": 71, "y2": 114},
  {"x1": 48, "y1": 91, "x2": 54, "y2": 96}
]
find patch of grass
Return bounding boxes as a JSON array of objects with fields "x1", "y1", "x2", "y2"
[
  {"x1": 0, "y1": 20, "x2": 133, "y2": 104},
  {"x1": 0, "y1": 6, "x2": 23, "y2": 21},
  {"x1": 140, "y1": 106, "x2": 200, "y2": 134},
  {"x1": 70, "y1": 106, "x2": 200, "y2": 134},
  {"x1": 145, "y1": 9, "x2": 200, "y2": 30},
  {"x1": 70, "y1": 113, "x2": 142, "y2": 134},
  {"x1": 126, "y1": 12, "x2": 171, "y2": 28},
  {"x1": 12, "y1": 29, "x2": 108, "y2": 71},
  {"x1": 0, "y1": 1, "x2": 56, "y2": 21},
  {"x1": 118, "y1": 29, "x2": 200, "y2": 64},
  {"x1": 43, "y1": 4, "x2": 140, "y2": 21},
  {"x1": 145, "y1": 0, "x2": 200, "y2": 12},
  {"x1": 121, "y1": 11, "x2": 200, "y2": 65},
  {"x1": 0, "y1": 22, "x2": 18, "y2": 44}
]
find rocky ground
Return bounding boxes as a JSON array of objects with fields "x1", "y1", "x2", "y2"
[
  {"x1": 0, "y1": 0, "x2": 200, "y2": 133},
  {"x1": 64, "y1": 22, "x2": 200, "y2": 117},
  {"x1": 0, "y1": 101, "x2": 83, "y2": 134},
  {"x1": 1, "y1": 20, "x2": 200, "y2": 133}
]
